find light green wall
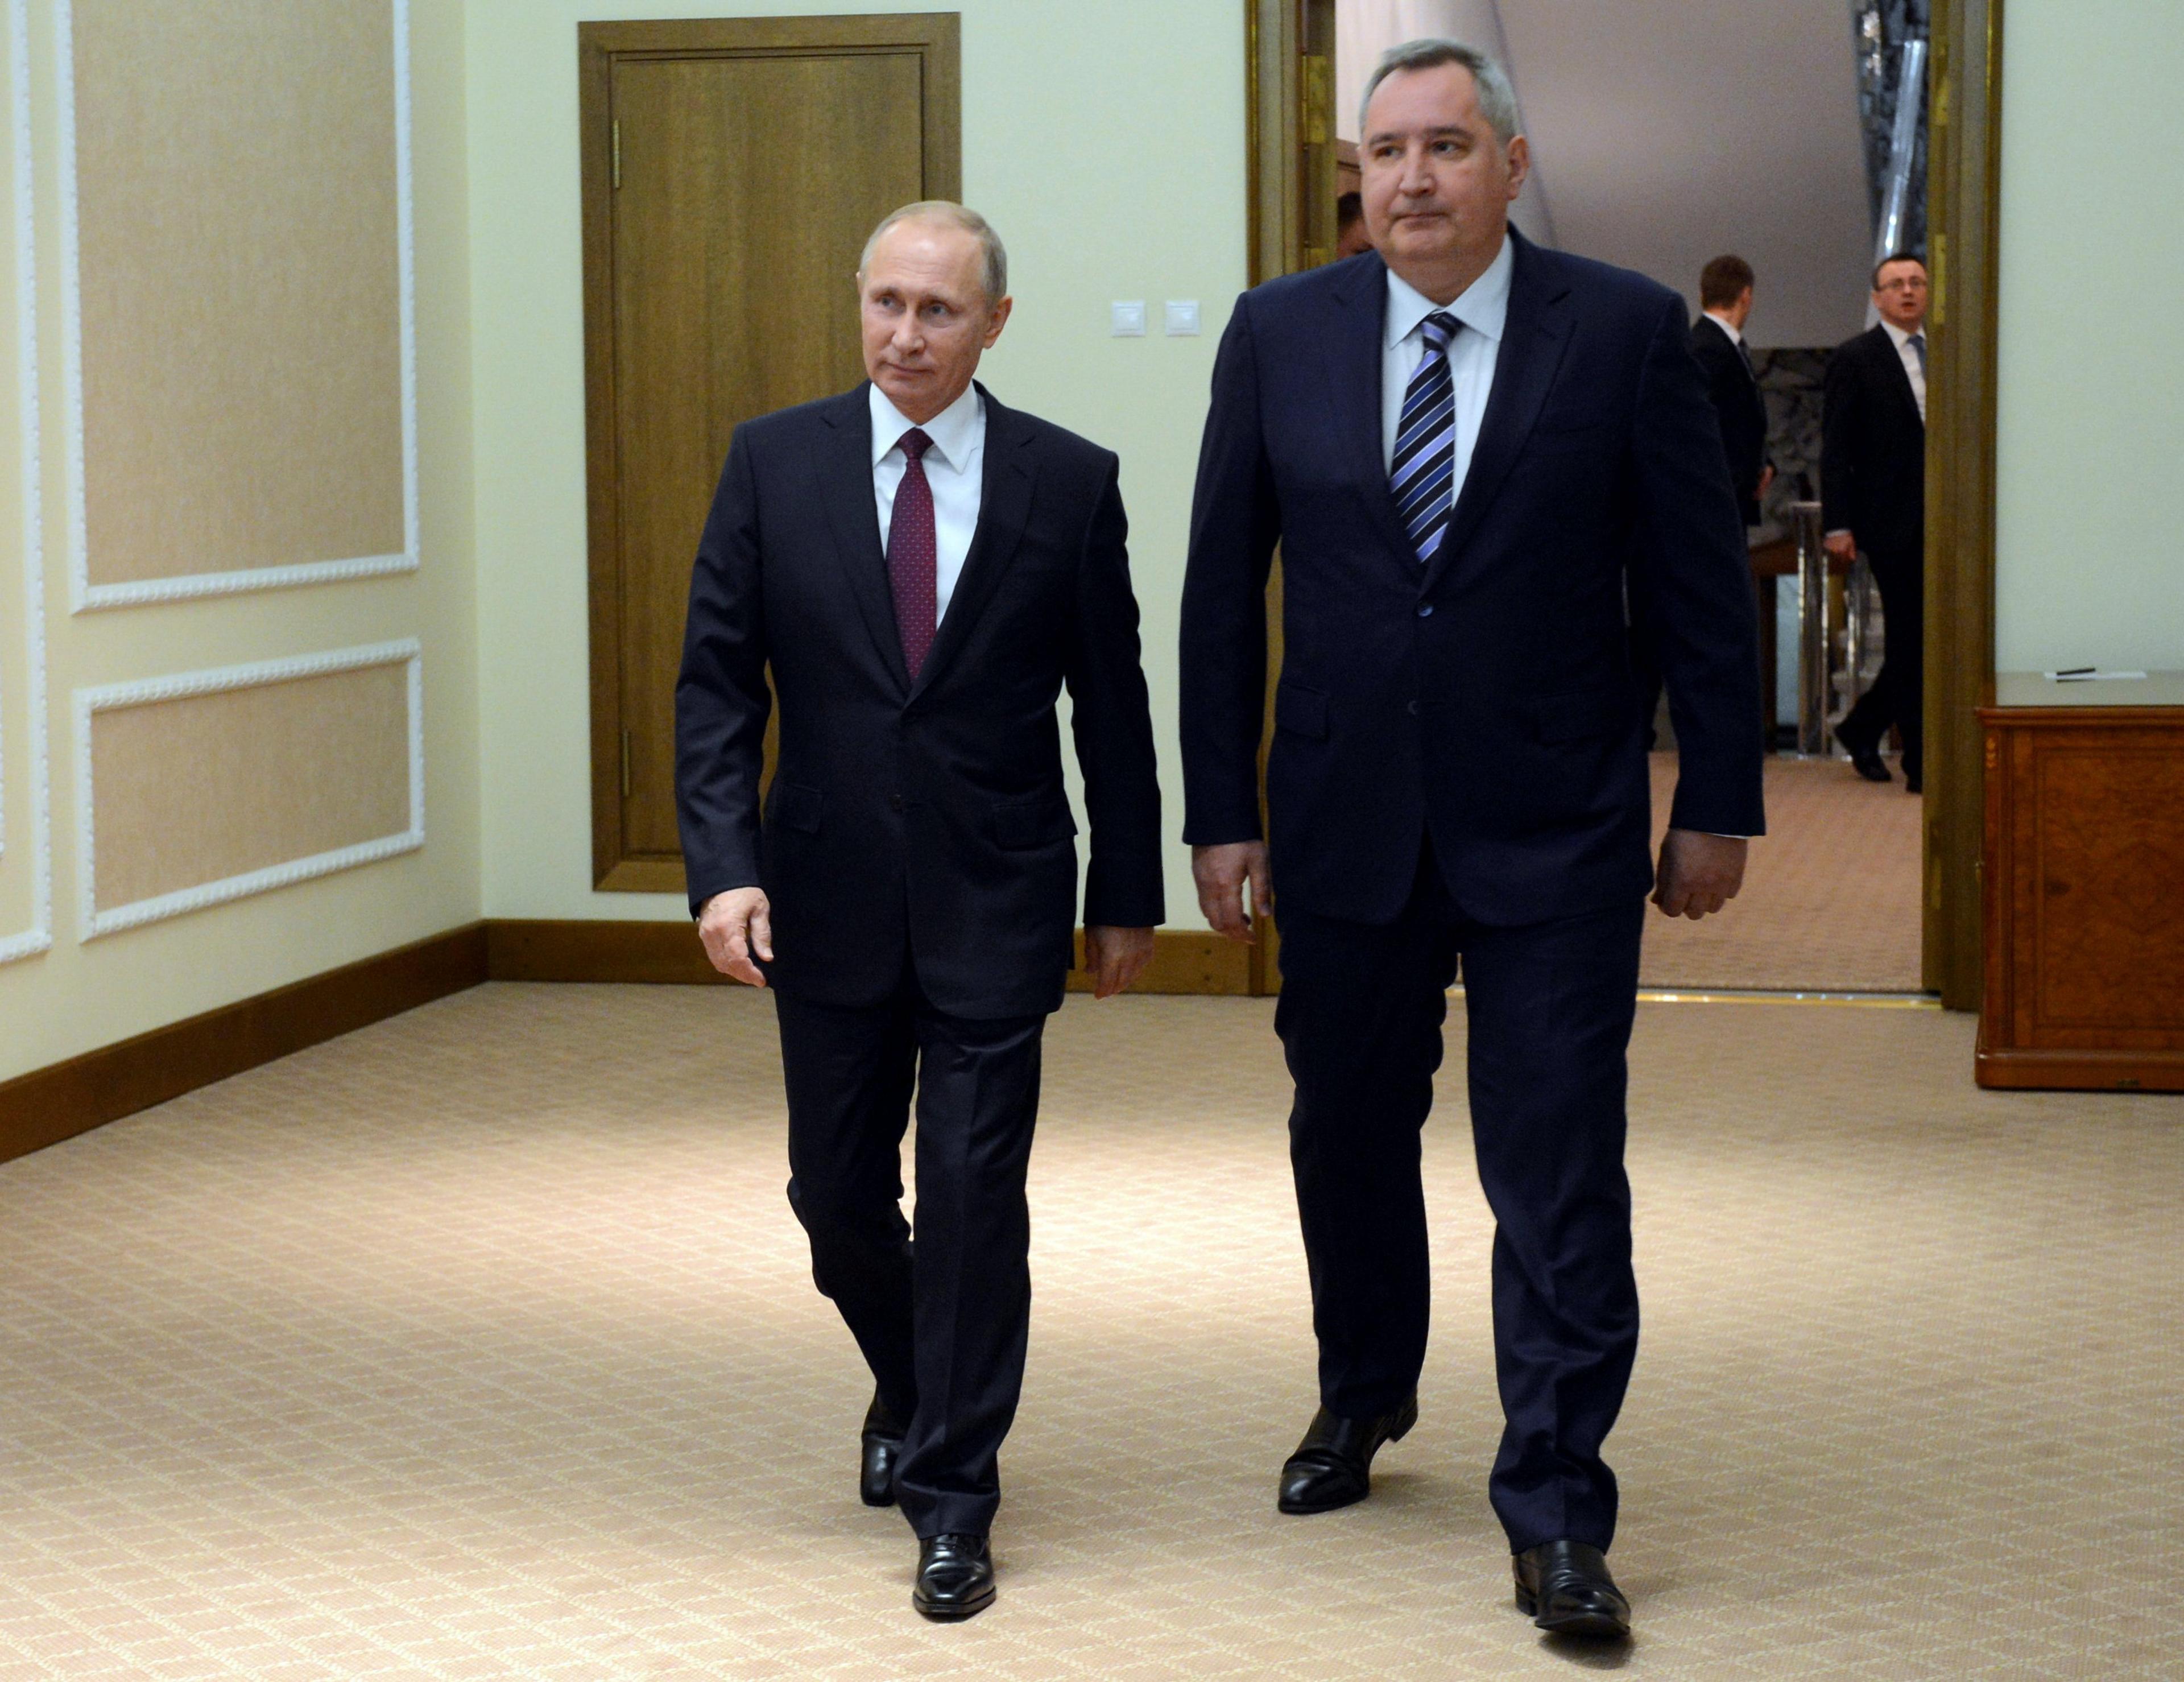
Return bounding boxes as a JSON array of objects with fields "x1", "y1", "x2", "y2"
[
  {"x1": 1995, "y1": 1, "x2": 2184, "y2": 673},
  {"x1": 0, "y1": 0, "x2": 479, "y2": 1082},
  {"x1": 468, "y1": 1, "x2": 1248, "y2": 928}
]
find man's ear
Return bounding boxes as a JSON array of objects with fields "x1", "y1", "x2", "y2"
[
  {"x1": 1503, "y1": 134, "x2": 1531, "y2": 200},
  {"x1": 981, "y1": 295, "x2": 1014, "y2": 349}
]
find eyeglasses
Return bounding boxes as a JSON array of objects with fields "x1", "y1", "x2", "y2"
[{"x1": 1875, "y1": 276, "x2": 1927, "y2": 292}]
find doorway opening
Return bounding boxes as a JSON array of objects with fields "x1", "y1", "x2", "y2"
[{"x1": 1251, "y1": 0, "x2": 2000, "y2": 1004}]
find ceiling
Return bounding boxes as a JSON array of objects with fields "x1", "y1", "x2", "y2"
[{"x1": 1336, "y1": 0, "x2": 1875, "y2": 348}]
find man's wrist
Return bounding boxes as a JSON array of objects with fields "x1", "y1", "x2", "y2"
[{"x1": 694, "y1": 882, "x2": 762, "y2": 920}]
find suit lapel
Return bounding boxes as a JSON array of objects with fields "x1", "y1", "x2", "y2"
[
  {"x1": 817, "y1": 386, "x2": 912, "y2": 696},
  {"x1": 1426, "y1": 232, "x2": 1574, "y2": 593},
  {"x1": 1321, "y1": 255, "x2": 1419, "y2": 581},
  {"x1": 908, "y1": 383, "x2": 1036, "y2": 700}
]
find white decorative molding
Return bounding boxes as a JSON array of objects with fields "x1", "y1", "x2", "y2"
[
  {"x1": 75, "y1": 639, "x2": 425, "y2": 940},
  {"x1": 0, "y1": 0, "x2": 52, "y2": 967},
  {"x1": 55, "y1": 0, "x2": 419, "y2": 612}
]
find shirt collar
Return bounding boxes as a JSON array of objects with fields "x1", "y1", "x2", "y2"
[
  {"x1": 1881, "y1": 318, "x2": 1925, "y2": 349},
  {"x1": 1384, "y1": 234, "x2": 1514, "y2": 350},
  {"x1": 870, "y1": 379, "x2": 982, "y2": 470},
  {"x1": 1702, "y1": 309, "x2": 1743, "y2": 345}
]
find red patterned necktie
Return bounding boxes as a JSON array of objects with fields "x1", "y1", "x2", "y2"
[{"x1": 886, "y1": 427, "x2": 938, "y2": 679}]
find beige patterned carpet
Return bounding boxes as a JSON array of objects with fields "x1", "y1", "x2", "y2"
[
  {"x1": 3, "y1": 983, "x2": 2178, "y2": 1679},
  {"x1": 1642, "y1": 754, "x2": 1924, "y2": 993}
]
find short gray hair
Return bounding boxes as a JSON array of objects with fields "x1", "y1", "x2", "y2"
[
  {"x1": 858, "y1": 201, "x2": 1009, "y2": 304},
  {"x1": 1358, "y1": 38, "x2": 1520, "y2": 144}
]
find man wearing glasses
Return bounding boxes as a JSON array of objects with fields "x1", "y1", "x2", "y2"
[{"x1": 1823, "y1": 253, "x2": 1930, "y2": 792}]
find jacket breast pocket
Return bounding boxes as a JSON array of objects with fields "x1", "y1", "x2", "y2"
[
  {"x1": 1534, "y1": 684, "x2": 1628, "y2": 743},
  {"x1": 1274, "y1": 681, "x2": 1329, "y2": 741},
  {"x1": 768, "y1": 780, "x2": 824, "y2": 833},
  {"x1": 991, "y1": 794, "x2": 1077, "y2": 850}
]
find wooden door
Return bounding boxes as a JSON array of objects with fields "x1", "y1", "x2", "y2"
[{"x1": 580, "y1": 16, "x2": 961, "y2": 892}]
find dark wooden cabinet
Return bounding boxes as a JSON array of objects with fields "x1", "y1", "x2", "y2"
[{"x1": 1977, "y1": 673, "x2": 2184, "y2": 1090}]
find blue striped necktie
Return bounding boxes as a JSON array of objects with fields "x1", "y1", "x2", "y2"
[{"x1": 1391, "y1": 311, "x2": 1460, "y2": 564}]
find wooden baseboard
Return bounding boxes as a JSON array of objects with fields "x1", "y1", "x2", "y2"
[
  {"x1": 0, "y1": 924, "x2": 489, "y2": 1167},
  {"x1": 486, "y1": 918, "x2": 1256, "y2": 996},
  {"x1": 0, "y1": 919, "x2": 1259, "y2": 1168},
  {"x1": 485, "y1": 918, "x2": 725, "y2": 984},
  {"x1": 1066, "y1": 928, "x2": 1254, "y2": 995},
  {"x1": 1974, "y1": 1034, "x2": 2184, "y2": 1093}
]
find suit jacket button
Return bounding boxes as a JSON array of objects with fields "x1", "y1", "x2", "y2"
[
  {"x1": 888, "y1": 793, "x2": 904, "y2": 812},
  {"x1": 1407, "y1": 699, "x2": 1420, "y2": 716},
  {"x1": 1416, "y1": 602, "x2": 1434, "y2": 617}
]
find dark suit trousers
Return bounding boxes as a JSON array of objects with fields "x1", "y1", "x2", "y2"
[
  {"x1": 774, "y1": 977, "x2": 1045, "y2": 1540},
  {"x1": 1841, "y1": 544, "x2": 1924, "y2": 780},
  {"x1": 1275, "y1": 842, "x2": 1645, "y2": 1553}
]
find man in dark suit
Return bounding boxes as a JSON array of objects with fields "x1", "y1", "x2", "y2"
[
  {"x1": 1823, "y1": 253, "x2": 1928, "y2": 791},
  {"x1": 675, "y1": 202, "x2": 1164, "y2": 1621},
  {"x1": 1691, "y1": 254, "x2": 1772, "y2": 528},
  {"x1": 1180, "y1": 41, "x2": 1764, "y2": 1639},
  {"x1": 1638, "y1": 254, "x2": 1773, "y2": 745}
]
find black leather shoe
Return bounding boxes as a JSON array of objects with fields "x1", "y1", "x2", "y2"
[
  {"x1": 1513, "y1": 1540, "x2": 1631, "y2": 1638},
  {"x1": 1276, "y1": 1394, "x2": 1418, "y2": 1514},
  {"x1": 912, "y1": 1533, "x2": 994, "y2": 1621},
  {"x1": 859, "y1": 1393, "x2": 905, "y2": 1508},
  {"x1": 1904, "y1": 770, "x2": 1923, "y2": 794},
  {"x1": 1834, "y1": 725, "x2": 1891, "y2": 783}
]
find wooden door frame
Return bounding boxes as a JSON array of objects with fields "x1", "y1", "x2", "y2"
[
  {"x1": 577, "y1": 14, "x2": 962, "y2": 893},
  {"x1": 1922, "y1": 0, "x2": 2004, "y2": 1009},
  {"x1": 1242, "y1": 0, "x2": 1334, "y2": 993},
  {"x1": 1246, "y1": 0, "x2": 1337, "y2": 286},
  {"x1": 1244, "y1": 1, "x2": 2004, "y2": 1008}
]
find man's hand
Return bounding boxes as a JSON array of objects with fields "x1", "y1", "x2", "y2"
[
  {"x1": 1823, "y1": 529, "x2": 1858, "y2": 564},
  {"x1": 1652, "y1": 830, "x2": 1747, "y2": 920},
  {"x1": 1084, "y1": 925, "x2": 1156, "y2": 999},
  {"x1": 1758, "y1": 464, "x2": 1775, "y2": 499},
  {"x1": 697, "y1": 887, "x2": 774, "y2": 985},
  {"x1": 1192, "y1": 841, "x2": 1272, "y2": 942}
]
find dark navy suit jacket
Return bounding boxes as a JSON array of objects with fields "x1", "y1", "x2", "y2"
[
  {"x1": 1822, "y1": 324, "x2": 1925, "y2": 565},
  {"x1": 1690, "y1": 314, "x2": 1770, "y2": 527},
  {"x1": 1180, "y1": 233, "x2": 1765, "y2": 927},
  {"x1": 675, "y1": 383, "x2": 1164, "y2": 1018}
]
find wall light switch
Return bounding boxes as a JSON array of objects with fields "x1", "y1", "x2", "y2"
[
  {"x1": 1111, "y1": 300, "x2": 1147, "y2": 337},
  {"x1": 1164, "y1": 299, "x2": 1201, "y2": 336}
]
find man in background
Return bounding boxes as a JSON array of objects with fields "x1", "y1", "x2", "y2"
[
  {"x1": 1822, "y1": 253, "x2": 1928, "y2": 791},
  {"x1": 1180, "y1": 38, "x2": 1762, "y2": 1640},
  {"x1": 1638, "y1": 254, "x2": 1774, "y2": 745},
  {"x1": 1691, "y1": 254, "x2": 1772, "y2": 528},
  {"x1": 1335, "y1": 190, "x2": 1374, "y2": 259},
  {"x1": 676, "y1": 202, "x2": 1163, "y2": 1620}
]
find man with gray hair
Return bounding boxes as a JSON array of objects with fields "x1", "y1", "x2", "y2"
[
  {"x1": 1182, "y1": 41, "x2": 1763, "y2": 1638},
  {"x1": 676, "y1": 200, "x2": 1164, "y2": 1619}
]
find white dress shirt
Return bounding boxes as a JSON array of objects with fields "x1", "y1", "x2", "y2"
[
  {"x1": 870, "y1": 380, "x2": 985, "y2": 621},
  {"x1": 1881, "y1": 318, "x2": 1927, "y2": 423},
  {"x1": 1380, "y1": 235, "x2": 1514, "y2": 505}
]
